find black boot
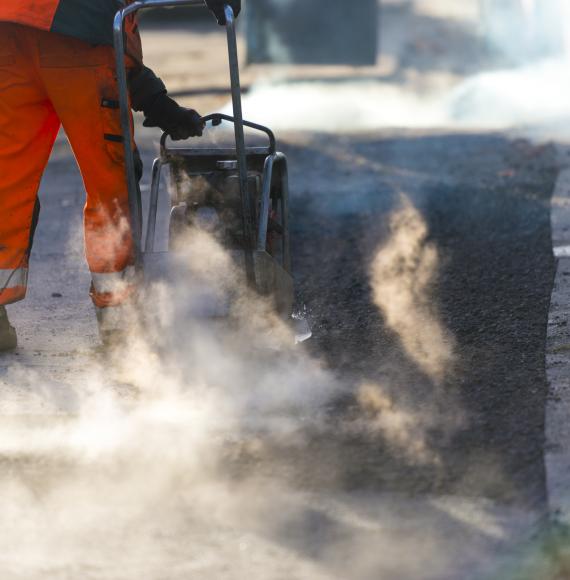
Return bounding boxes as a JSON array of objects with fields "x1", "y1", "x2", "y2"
[{"x1": 0, "y1": 306, "x2": 17, "y2": 352}]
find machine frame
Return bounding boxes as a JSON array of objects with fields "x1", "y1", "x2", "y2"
[{"x1": 113, "y1": 1, "x2": 295, "y2": 314}]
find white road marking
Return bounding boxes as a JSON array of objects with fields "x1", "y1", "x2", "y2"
[{"x1": 554, "y1": 245, "x2": 570, "y2": 257}]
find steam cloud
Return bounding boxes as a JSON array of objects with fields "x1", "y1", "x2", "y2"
[
  {"x1": 0, "y1": 227, "x2": 342, "y2": 579},
  {"x1": 234, "y1": 0, "x2": 570, "y2": 137},
  {"x1": 0, "y1": 207, "x2": 468, "y2": 578},
  {"x1": 369, "y1": 195, "x2": 455, "y2": 383}
]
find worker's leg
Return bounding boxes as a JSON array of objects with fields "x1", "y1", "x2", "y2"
[
  {"x1": 0, "y1": 24, "x2": 60, "y2": 306},
  {"x1": 37, "y1": 31, "x2": 138, "y2": 313}
]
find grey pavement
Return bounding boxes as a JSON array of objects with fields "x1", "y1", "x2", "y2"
[{"x1": 546, "y1": 162, "x2": 570, "y2": 527}]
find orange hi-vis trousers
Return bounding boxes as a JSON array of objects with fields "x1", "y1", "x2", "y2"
[{"x1": 0, "y1": 23, "x2": 137, "y2": 309}]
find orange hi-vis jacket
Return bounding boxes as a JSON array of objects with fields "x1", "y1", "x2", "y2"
[{"x1": 0, "y1": 0, "x2": 143, "y2": 62}]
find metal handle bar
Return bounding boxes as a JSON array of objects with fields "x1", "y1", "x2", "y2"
[
  {"x1": 159, "y1": 114, "x2": 277, "y2": 153},
  {"x1": 114, "y1": 1, "x2": 257, "y2": 288},
  {"x1": 222, "y1": 4, "x2": 256, "y2": 287}
]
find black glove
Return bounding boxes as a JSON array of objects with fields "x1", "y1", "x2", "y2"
[
  {"x1": 129, "y1": 66, "x2": 204, "y2": 140},
  {"x1": 142, "y1": 94, "x2": 204, "y2": 140},
  {"x1": 204, "y1": 0, "x2": 241, "y2": 25}
]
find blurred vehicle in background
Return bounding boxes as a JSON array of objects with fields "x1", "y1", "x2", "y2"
[{"x1": 245, "y1": 0, "x2": 379, "y2": 66}]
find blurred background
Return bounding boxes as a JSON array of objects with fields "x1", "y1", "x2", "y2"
[{"x1": 137, "y1": 0, "x2": 570, "y2": 133}]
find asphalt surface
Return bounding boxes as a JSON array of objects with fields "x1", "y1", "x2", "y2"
[
  {"x1": 283, "y1": 132, "x2": 558, "y2": 508},
  {"x1": 0, "y1": 129, "x2": 559, "y2": 580}
]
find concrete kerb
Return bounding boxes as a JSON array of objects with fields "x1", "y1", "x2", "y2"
[{"x1": 546, "y1": 157, "x2": 570, "y2": 524}]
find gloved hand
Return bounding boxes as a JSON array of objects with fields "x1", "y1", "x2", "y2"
[
  {"x1": 204, "y1": 0, "x2": 241, "y2": 25},
  {"x1": 142, "y1": 94, "x2": 204, "y2": 140}
]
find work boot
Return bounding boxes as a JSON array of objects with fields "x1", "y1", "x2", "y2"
[
  {"x1": 96, "y1": 306, "x2": 132, "y2": 351},
  {"x1": 0, "y1": 306, "x2": 17, "y2": 352}
]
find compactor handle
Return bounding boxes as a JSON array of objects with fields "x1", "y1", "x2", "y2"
[
  {"x1": 204, "y1": 114, "x2": 276, "y2": 154},
  {"x1": 160, "y1": 114, "x2": 277, "y2": 154}
]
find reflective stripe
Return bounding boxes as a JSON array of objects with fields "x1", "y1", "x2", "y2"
[
  {"x1": 91, "y1": 266, "x2": 136, "y2": 294},
  {"x1": 0, "y1": 268, "x2": 28, "y2": 290}
]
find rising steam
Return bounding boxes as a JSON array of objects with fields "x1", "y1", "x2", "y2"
[
  {"x1": 353, "y1": 195, "x2": 459, "y2": 467},
  {"x1": 357, "y1": 381, "x2": 437, "y2": 465},
  {"x1": 235, "y1": 1, "x2": 570, "y2": 136},
  {"x1": 0, "y1": 223, "x2": 342, "y2": 579},
  {"x1": 369, "y1": 195, "x2": 455, "y2": 383}
]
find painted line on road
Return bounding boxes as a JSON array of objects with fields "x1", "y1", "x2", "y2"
[
  {"x1": 546, "y1": 166, "x2": 570, "y2": 524},
  {"x1": 554, "y1": 246, "x2": 570, "y2": 258}
]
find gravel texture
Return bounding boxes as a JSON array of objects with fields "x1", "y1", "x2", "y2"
[{"x1": 282, "y1": 131, "x2": 558, "y2": 508}]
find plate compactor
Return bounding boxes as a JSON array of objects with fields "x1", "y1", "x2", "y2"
[{"x1": 114, "y1": 1, "x2": 310, "y2": 340}]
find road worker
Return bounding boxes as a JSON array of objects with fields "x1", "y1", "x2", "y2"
[{"x1": 0, "y1": 0, "x2": 241, "y2": 351}]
